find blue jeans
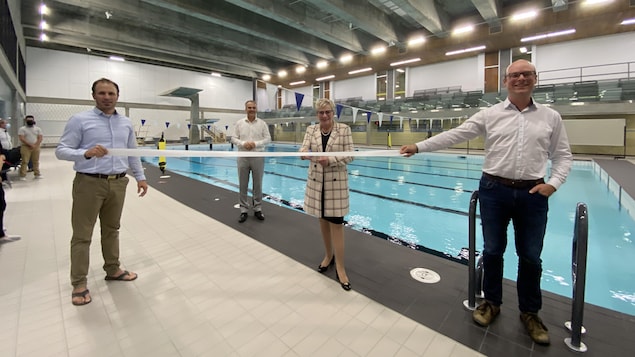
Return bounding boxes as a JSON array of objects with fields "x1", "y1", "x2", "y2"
[{"x1": 478, "y1": 175, "x2": 549, "y2": 313}]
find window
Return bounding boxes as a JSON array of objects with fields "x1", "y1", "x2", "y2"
[
  {"x1": 395, "y1": 69, "x2": 406, "y2": 99},
  {"x1": 376, "y1": 71, "x2": 387, "y2": 101}
]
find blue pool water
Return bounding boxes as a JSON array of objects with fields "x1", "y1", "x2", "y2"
[{"x1": 142, "y1": 143, "x2": 635, "y2": 316}]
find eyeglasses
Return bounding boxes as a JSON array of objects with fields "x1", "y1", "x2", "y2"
[
  {"x1": 317, "y1": 110, "x2": 333, "y2": 115},
  {"x1": 506, "y1": 71, "x2": 536, "y2": 79}
]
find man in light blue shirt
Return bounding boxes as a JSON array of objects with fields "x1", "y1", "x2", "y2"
[{"x1": 56, "y1": 78, "x2": 148, "y2": 306}]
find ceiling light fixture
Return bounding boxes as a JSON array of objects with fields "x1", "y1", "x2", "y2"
[
  {"x1": 289, "y1": 80, "x2": 306, "y2": 86},
  {"x1": 105, "y1": 11, "x2": 113, "y2": 19},
  {"x1": 40, "y1": 20, "x2": 48, "y2": 30},
  {"x1": 621, "y1": 18, "x2": 635, "y2": 25},
  {"x1": 521, "y1": 28, "x2": 575, "y2": 42},
  {"x1": 371, "y1": 46, "x2": 386, "y2": 55},
  {"x1": 340, "y1": 54, "x2": 353, "y2": 64},
  {"x1": 277, "y1": 70, "x2": 287, "y2": 78},
  {"x1": 511, "y1": 10, "x2": 537, "y2": 21},
  {"x1": 519, "y1": 47, "x2": 528, "y2": 53},
  {"x1": 39, "y1": 4, "x2": 48, "y2": 15},
  {"x1": 445, "y1": 45, "x2": 486, "y2": 56},
  {"x1": 390, "y1": 58, "x2": 421, "y2": 66},
  {"x1": 262, "y1": 74, "x2": 271, "y2": 81},
  {"x1": 39, "y1": 33, "x2": 48, "y2": 42},
  {"x1": 452, "y1": 25, "x2": 474, "y2": 35},
  {"x1": 295, "y1": 66, "x2": 306, "y2": 74},
  {"x1": 348, "y1": 67, "x2": 372, "y2": 75},
  {"x1": 316, "y1": 75, "x2": 335, "y2": 81},
  {"x1": 316, "y1": 60, "x2": 328, "y2": 69},
  {"x1": 211, "y1": 72, "x2": 221, "y2": 77},
  {"x1": 109, "y1": 56, "x2": 125, "y2": 62},
  {"x1": 408, "y1": 36, "x2": 426, "y2": 47}
]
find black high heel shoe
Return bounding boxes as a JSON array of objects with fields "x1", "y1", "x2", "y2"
[
  {"x1": 317, "y1": 256, "x2": 335, "y2": 273},
  {"x1": 336, "y1": 271, "x2": 352, "y2": 291}
]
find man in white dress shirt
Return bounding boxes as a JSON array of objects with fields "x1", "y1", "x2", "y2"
[{"x1": 400, "y1": 60, "x2": 572, "y2": 346}]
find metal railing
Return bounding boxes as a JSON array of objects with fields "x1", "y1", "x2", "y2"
[
  {"x1": 565, "y1": 202, "x2": 589, "y2": 353},
  {"x1": 463, "y1": 190, "x2": 480, "y2": 310}
]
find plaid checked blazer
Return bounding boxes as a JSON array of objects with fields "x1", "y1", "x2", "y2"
[{"x1": 300, "y1": 122, "x2": 354, "y2": 218}]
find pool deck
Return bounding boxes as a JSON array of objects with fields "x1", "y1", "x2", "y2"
[
  {"x1": 144, "y1": 162, "x2": 635, "y2": 357},
  {"x1": 594, "y1": 158, "x2": 635, "y2": 199}
]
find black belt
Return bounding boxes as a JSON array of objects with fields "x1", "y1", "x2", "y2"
[
  {"x1": 78, "y1": 172, "x2": 127, "y2": 180},
  {"x1": 482, "y1": 172, "x2": 544, "y2": 189}
]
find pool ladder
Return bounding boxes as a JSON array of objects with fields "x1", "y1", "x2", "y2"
[{"x1": 462, "y1": 191, "x2": 590, "y2": 352}]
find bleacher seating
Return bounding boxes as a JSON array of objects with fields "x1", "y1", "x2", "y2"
[
  {"x1": 618, "y1": 79, "x2": 635, "y2": 100},
  {"x1": 449, "y1": 92, "x2": 466, "y2": 108},
  {"x1": 463, "y1": 90, "x2": 483, "y2": 107},
  {"x1": 480, "y1": 92, "x2": 500, "y2": 107},
  {"x1": 533, "y1": 84, "x2": 554, "y2": 104},
  {"x1": 553, "y1": 83, "x2": 575, "y2": 103},
  {"x1": 573, "y1": 80, "x2": 599, "y2": 101}
]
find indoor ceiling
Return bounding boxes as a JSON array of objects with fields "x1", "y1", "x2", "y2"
[{"x1": 20, "y1": 0, "x2": 635, "y2": 86}]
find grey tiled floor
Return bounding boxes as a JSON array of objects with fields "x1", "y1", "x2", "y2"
[{"x1": 0, "y1": 149, "x2": 484, "y2": 356}]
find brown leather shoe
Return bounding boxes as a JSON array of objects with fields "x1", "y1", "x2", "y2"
[
  {"x1": 472, "y1": 301, "x2": 500, "y2": 326},
  {"x1": 520, "y1": 312, "x2": 550, "y2": 345}
]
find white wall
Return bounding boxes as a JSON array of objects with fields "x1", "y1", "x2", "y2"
[
  {"x1": 407, "y1": 56, "x2": 482, "y2": 94},
  {"x1": 332, "y1": 76, "x2": 375, "y2": 101},
  {"x1": 26, "y1": 47, "x2": 257, "y2": 110},
  {"x1": 26, "y1": 47, "x2": 262, "y2": 140},
  {"x1": 535, "y1": 32, "x2": 635, "y2": 83}
]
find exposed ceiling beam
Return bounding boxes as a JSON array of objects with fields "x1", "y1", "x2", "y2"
[
  {"x1": 470, "y1": 0, "x2": 503, "y2": 30},
  {"x1": 389, "y1": 0, "x2": 450, "y2": 37},
  {"x1": 303, "y1": 0, "x2": 404, "y2": 45},
  {"x1": 224, "y1": 0, "x2": 366, "y2": 55},
  {"x1": 141, "y1": 0, "x2": 335, "y2": 63},
  {"x1": 552, "y1": 0, "x2": 569, "y2": 12}
]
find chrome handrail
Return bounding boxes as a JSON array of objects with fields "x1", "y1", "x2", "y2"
[
  {"x1": 565, "y1": 202, "x2": 589, "y2": 352},
  {"x1": 463, "y1": 190, "x2": 479, "y2": 310}
]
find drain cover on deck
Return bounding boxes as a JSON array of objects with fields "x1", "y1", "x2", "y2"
[{"x1": 410, "y1": 268, "x2": 441, "y2": 284}]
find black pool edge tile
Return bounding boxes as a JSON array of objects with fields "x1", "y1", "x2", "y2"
[{"x1": 142, "y1": 163, "x2": 635, "y2": 357}]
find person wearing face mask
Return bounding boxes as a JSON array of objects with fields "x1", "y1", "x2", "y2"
[{"x1": 18, "y1": 115, "x2": 43, "y2": 180}]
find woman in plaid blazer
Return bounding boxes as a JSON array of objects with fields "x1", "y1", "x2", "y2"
[{"x1": 300, "y1": 98, "x2": 354, "y2": 291}]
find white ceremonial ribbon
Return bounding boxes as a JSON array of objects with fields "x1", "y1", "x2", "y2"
[{"x1": 108, "y1": 148, "x2": 403, "y2": 158}]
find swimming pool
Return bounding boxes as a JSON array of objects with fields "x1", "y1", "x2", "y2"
[{"x1": 142, "y1": 143, "x2": 635, "y2": 316}]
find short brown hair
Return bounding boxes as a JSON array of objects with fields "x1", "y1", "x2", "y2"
[{"x1": 92, "y1": 78, "x2": 120, "y2": 95}]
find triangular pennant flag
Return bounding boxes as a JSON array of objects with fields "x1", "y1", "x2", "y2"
[
  {"x1": 165, "y1": 122, "x2": 170, "y2": 128},
  {"x1": 352, "y1": 108, "x2": 359, "y2": 123},
  {"x1": 399, "y1": 116, "x2": 403, "y2": 129},
  {"x1": 225, "y1": 125, "x2": 228, "y2": 131},
  {"x1": 187, "y1": 124, "x2": 191, "y2": 129},
  {"x1": 207, "y1": 125, "x2": 211, "y2": 130},
  {"x1": 336, "y1": 104, "x2": 343, "y2": 119},
  {"x1": 295, "y1": 92, "x2": 304, "y2": 111},
  {"x1": 416, "y1": 119, "x2": 420, "y2": 128},
  {"x1": 141, "y1": 119, "x2": 146, "y2": 126},
  {"x1": 366, "y1": 111, "x2": 372, "y2": 123},
  {"x1": 390, "y1": 115, "x2": 394, "y2": 124},
  {"x1": 377, "y1": 113, "x2": 383, "y2": 127}
]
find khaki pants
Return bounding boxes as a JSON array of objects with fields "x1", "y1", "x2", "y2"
[
  {"x1": 19, "y1": 145, "x2": 41, "y2": 177},
  {"x1": 70, "y1": 173, "x2": 129, "y2": 288}
]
